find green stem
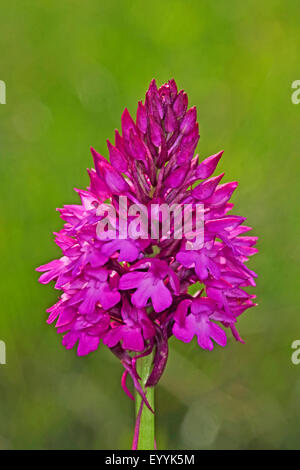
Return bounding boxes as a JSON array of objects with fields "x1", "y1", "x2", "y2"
[{"x1": 135, "y1": 353, "x2": 155, "y2": 450}]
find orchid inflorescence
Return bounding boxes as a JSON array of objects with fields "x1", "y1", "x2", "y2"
[{"x1": 37, "y1": 79, "x2": 258, "y2": 410}]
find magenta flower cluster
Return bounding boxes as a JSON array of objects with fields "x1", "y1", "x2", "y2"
[{"x1": 37, "y1": 79, "x2": 257, "y2": 403}]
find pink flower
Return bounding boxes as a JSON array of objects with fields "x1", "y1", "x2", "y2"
[
  {"x1": 103, "y1": 298, "x2": 155, "y2": 352},
  {"x1": 119, "y1": 259, "x2": 179, "y2": 313},
  {"x1": 37, "y1": 79, "x2": 258, "y2": 404},
  {"x1": 172, "y1": 298, "x2": 227, "y2": 350}
]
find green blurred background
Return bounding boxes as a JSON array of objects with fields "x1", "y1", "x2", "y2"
[{"x1": 0, "y1": 0, "x2": 299, "y2": 450}]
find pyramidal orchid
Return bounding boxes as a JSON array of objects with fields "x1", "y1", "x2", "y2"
[{"x1": 37, "y1": 79, "x2": 258, "y2": 449}]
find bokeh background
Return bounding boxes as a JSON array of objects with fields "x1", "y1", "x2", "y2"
[{"x1": 0, "y1": 0, "x2": 299, "y2": 450}]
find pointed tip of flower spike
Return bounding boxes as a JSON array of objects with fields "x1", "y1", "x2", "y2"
[
  {"x1": 180, "y1": 106, "x2": 197, "y2": 135},
  {"x1": 148, "y1": 78, "x2": 158, "y2": 91},
  {"x1": 136, "y1": 100, "x2": 148, "y2": 134},
  {"x1": 146, "y1": 78, "x2": 158, "y2": 99},
  {"x1": 193, "y1": 172, "x2": 225, "y2": 200},
  {"x1": 196, "y1": 150, "x2": 224, "y2": 179},
  {"x1": 205, "y1": 215, "x2": 247, "y2": 234},
  {"x1": 87, "y1": 168, "x2": 109, "y2": 198},
  {"x1": 90, "y1": 146, "x2": 106, "y2": 162},
  {"x1": 107, "y1": 139, "x2": 128, "y2": 173},
  {"x1": 90, "y1": 147, "x2": 107, "y2": 176},
  {"x1": 206, "y1": 180, "x2": 239, "y2": 207},
  {"x1": 168, "y1": 78, "x2": 178, "y2": 92},
  {"x1": 146, "y1": 79, "x2": 164, "y2": 121},
  {"x1": 114, "y1": 129, "x2": 125, "y2": 152},
  {"x1": 121, "y1": 108, "x2": 136, "y2": 140},
  {"x1": 173, "y1": 90, "x2": 188, "y2": 117}
]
